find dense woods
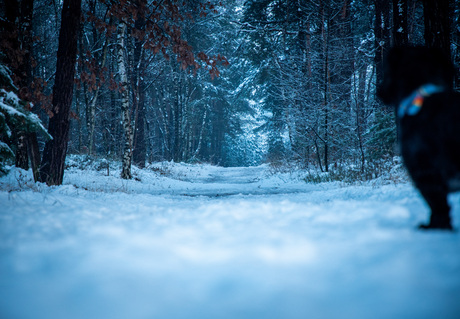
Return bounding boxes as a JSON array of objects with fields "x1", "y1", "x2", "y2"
[{"x1": 1, "y1": 0, "x2": 459, "y2": 185}]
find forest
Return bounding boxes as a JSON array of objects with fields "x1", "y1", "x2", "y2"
[
  {"x1": 1, "y1": 0, "x2": 459, "y2": 185},
  {"x1": 2, "y1": 2, "x2": 460, "y2": 317}
]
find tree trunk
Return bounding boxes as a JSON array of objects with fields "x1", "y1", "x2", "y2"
[
  {"x1": 15, "y1": 135, "x2": 29, "y2": 170},
  {"x1": 1, "y1": 0, "x2": 19, "y2": 65},
  {"x1": 18, "y1": 0, "x2": 34, "y2": 98},
  {"x1": 20, "y1": 0, "x2": 41, "y2": 181},
  {"x1": 321, "y1": 1, "x2": 330, "y2": 172},
  {"x1": 132, "y1": 8, "x2": 146, "y2": 168},
  {"x1": 356, "y1": 67, "x2": 367, "y2": 173},
  {"x1": 87, "y1": 37, "x2": 110, "y2": 155},
  {"x1": 14, "y1": 0, "x2": 29, "y2": 169},
  {"x1": 26, "y1": 133, "x2": 40, "y2": 181},
  {"x1": 422, "y1": 0, "x2": 451, "y2": 59},
  {"x1": 3, "y1": 0, "x2": 35, "y2": 172},
  {"x1": 192, "y1": 106, "x2": 208, "y2": 160},
  {"x1": 173, "y1": 70, "x2": 181, "y2": 162},
  {"x1": 117, "y1": 19, "x2": 133, "y2": 179},
  {"x1": 133, "y1": 62, "x2": 147, "y2": 168},
  {"x1": 133, "y1": 88, "x2": 146, "y2": 168},
  {"x1": 374, "y1": 0, "x2": 391, "y2": 86},
  {"x1": 39, "y1": 0, "x2": 82, "y2": 185},
  {"x1": 392, "y1": 0, "x2": 409, "y2": 46}
]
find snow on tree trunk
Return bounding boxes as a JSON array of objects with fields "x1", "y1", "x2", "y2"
[
  {"x1": 117, "y1": 19, "x2": 133, "y2": 180},
  {"x1": 392, "y1": 0, "x2": 408, "y2": 46},
  {"x1": 192, "y1": 105, "x2": 208, "y2": 160},
  {"x1": 39, "y1": 0, "x2": 81, "y2": 186}
]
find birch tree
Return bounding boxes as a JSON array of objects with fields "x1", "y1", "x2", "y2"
[{"x1": 117, "y1": 19, "x2": 133, "y2": 179}]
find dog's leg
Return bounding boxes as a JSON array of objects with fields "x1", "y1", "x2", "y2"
[{"x1": 413, "y1": 179, "x2": 452, "y2": 230}]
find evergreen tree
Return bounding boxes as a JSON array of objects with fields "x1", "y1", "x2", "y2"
[{"x1": 0, "y1": 63, "x2": 51, "y2": 174}]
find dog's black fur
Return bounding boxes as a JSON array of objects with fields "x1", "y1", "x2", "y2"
[{"x1": 377, "y1": 47, "x2": 460, "y2": 230}]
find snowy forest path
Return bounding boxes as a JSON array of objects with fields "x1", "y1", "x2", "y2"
[
  {"x1": 1, "y1": 165, "x2": 460, "y2": 319},
  {"x1": 178, "y1": 165, "x2": 267, "y2": 184},
  {"x1": 155, "y1": 164, "x2": 311, "y2": 197}
]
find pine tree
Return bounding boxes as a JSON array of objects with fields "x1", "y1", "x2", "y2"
[{"x1": 0, "y1": 63, "x2": 51, "y2": 174}]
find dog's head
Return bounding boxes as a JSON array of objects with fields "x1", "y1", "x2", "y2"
[{"x1": 377, "y1": 47, "x2": 454, "y2": 106}]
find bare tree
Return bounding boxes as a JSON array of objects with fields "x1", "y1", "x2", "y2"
[{"x1": 39, "y1": 0, "x2": 82, "y2": 185}]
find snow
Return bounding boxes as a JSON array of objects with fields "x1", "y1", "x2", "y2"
[
  {"x1": 0, "y1": 141, "x2": 14, "y2": 158},
  {"x1": 0, "y1": 64, "x2": 17, "y2": 91},
  {"x1": 0, "y1": 89, "x2": 23, "y2": 119},
  {"x1": 0, "y1": 89, "x2": 52, "y2": 141},
  {"x1": 1, "y1": 160, "x2": 460, "y2": 319}
]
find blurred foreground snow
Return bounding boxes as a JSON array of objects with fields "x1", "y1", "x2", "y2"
[{"x1": 0, "y1": 161, "x2": 459, "y2": 319}]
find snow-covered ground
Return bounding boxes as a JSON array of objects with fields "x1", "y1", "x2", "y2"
[{"x1": 1, "y1": 159, "x2": 459, "y2": 319}]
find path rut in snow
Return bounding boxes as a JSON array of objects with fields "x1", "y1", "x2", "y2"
[
  {"x1": 178, "y1": 166, "x2": 267, "y2": 184},
  {"x1": 174, "y1": 166, "x2": 307, "y2": 197}
]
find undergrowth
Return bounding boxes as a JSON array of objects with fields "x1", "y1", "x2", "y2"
[
  {"x1": 270, "y1": 157, "x2": 409, "y2": 185},
  {"x1": 1, "y1": 154, "x2": 410, "y2": 193}
]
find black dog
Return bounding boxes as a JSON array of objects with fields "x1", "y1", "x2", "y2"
[{"x1": 377, "y1": 47, "x2": 460, "y2": 230}]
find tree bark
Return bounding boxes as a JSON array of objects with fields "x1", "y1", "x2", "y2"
[
  {"x1": 39, "y1": 0, "x2": 81, "y2": 185},
  {"x1": 117, "y1": 19, "x2": 133, "y2": 179}
]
